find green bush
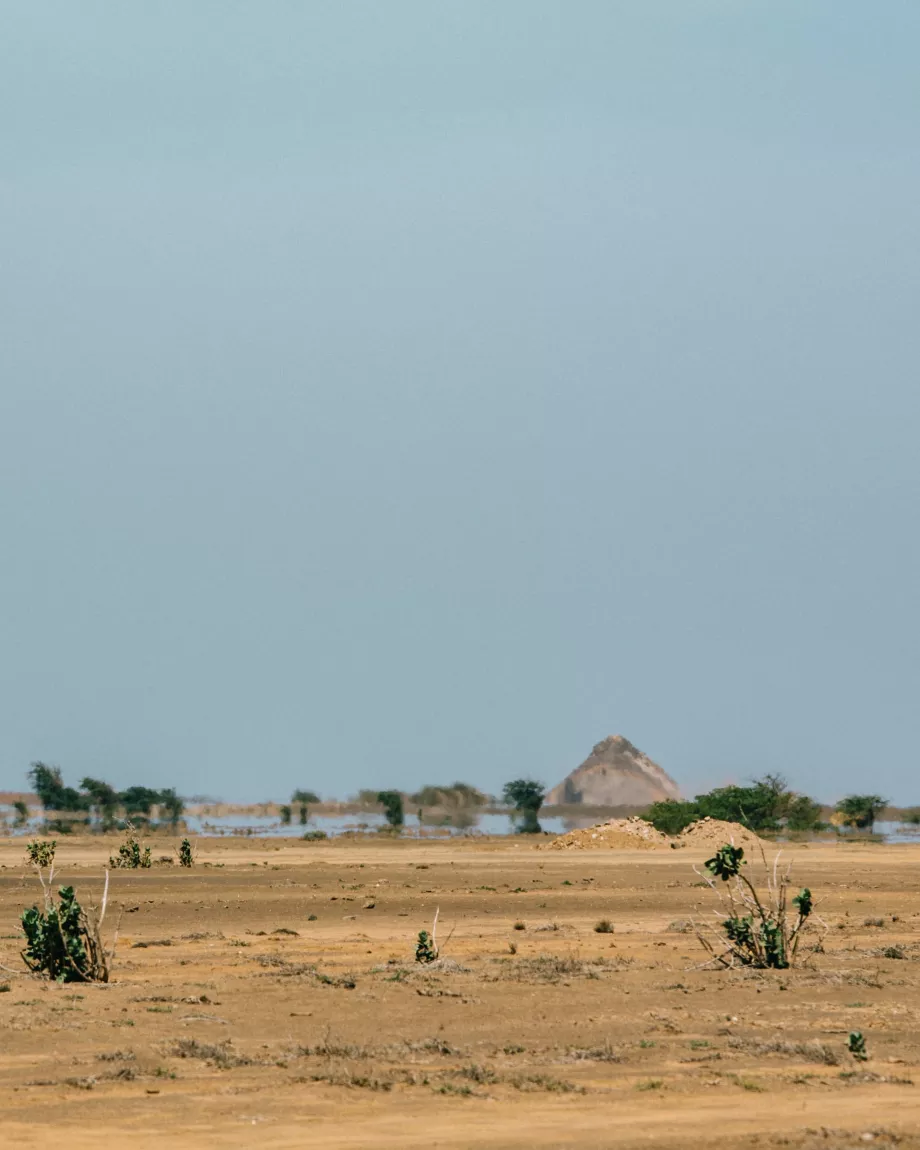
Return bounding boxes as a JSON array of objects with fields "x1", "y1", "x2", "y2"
[
  {"x1": 178, "y1": 839, "x2": 194, "y2": 867},
  {"x1": 415, "y1": 929, "x2": 438, "y2": 963},
  {"x1": 26, "y1": 840, "x2": 56, "y2": 868},
  {"x1": 109, "y1": 826, "x2": 152, "y2": 869},
  {"x1": 645, "y1": 800, "x2": 700, "y2": 835}
]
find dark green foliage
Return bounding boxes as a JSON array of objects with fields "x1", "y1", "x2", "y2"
[
  {"x1": 118, "y1": 786, "x2": 161, "y2": 817},
  {"x1": 109, "y1": 826, "x2": 151, "y2": 869},
  {"x1": 279, "y1": 804, "x2": 292, "y2": 825},
  {"x1": 158, "y1": 788, "x2": 184, "y2": 826},
  {"x1": 836, "y1": 794, "x2": 887, "y2": 830},
  {"x1": 13, "y1": 800, "x2": 29, "y2": 825},
  {"x1": 415, "y1": 929, "x2": 438, "y2": 963},
  {"x1": 178, "y1": 839, "x2": 194, "y2": 867},
  {"x1": 302, "y1": 830, "x2": 327, "y2": 840},
  {"x1": 646, "y1": 773, "x2": 823, "y2": 835},
  {"x1": 785, "y1": 795, "x2": 823, "y2": 831},
  {"x1": 80, "y1": 777, "x2": 120, "y2": 828},
  {"x1": 792, "y1": 888, "x2": 813, "y2": 917},
  {"x1": 21, "y1": 886, "x2": 89, "y2": 981},
  {"x1": 292, "y1": 789, "x2": 319, "y2": 825},
  {"x1": 377, "y1": 790, "x2": 405, "y2": 829},
  {"x1": 503, "y1": 779, "x2": 545, "y2": 834},
  {"x1": 848, "y1": 1031, "x2": 868, "y2": 1061},
  {"x1": 645, "y1": 800, "x2": 700, "y2": 835},
  {"x1": 29, "y1": 762, "x2": 87, "y2": 812},
  {"x1": 704, "y1": 844, "x2": 745, "y2": 881},
  {"x1": 26, "y1": 840, "x2": 57, "y2": 867}
]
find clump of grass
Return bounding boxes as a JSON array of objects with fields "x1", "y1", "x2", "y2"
[
  {"x1": 512, "y1": 921, "x2": 526, "y2": 931},
  {"x1": 167, "y1": 1038, "x2": 252, "y2": 1069},
  {"x1": 594, "y1": 919, "x2": 614, "y2": 934},
  {"x1": 636, "y1": 1078, "x2": 664, "y2": 1091},
  {"x1": 864, "y1": 917, "x2": 886, "y2": 928},
  {"x1": 726, "y1": 1037, "x2": 838, "y2": 1065}
]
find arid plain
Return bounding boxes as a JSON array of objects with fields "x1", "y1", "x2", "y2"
[{"x1": 1, "y1": 835, "x2": 919, "y2": 1149}]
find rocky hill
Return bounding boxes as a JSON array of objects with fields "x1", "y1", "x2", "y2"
[{"x1": 545, "y1": 736, "x2": 681, "y2": 806}]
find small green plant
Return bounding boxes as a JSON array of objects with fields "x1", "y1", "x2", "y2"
[
  {"x1": 109, "y1": 824, "x2": 151, "y2": 870},
  {"x1": 26, "y1": 840, "x2": 57, "y2": 868},
  {"x1": 416, "y1": 930, "x2": 438, "y2": 964},
  {"x1": 848, "y1": 1031, "x2": 868, "y2": 1061},
  {"x1": 20, "y1": 851, "x2": 113, "y2": 982},
  {"x1": 695, "y1": 844, "x2": 822, "y2": 969},
  {"x1": 594, "y1": 919, "x2": 614, "y2": 934},
  {"x1": 177, "y1": 839, "x2": 194, "y2": 868}
]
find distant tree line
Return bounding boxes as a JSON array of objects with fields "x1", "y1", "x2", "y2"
[
  {"x1": 645, "y1": 775, "x2": 888, "y2": 835},
  {"x1": 27, "y1": 763, "x2": 184, "y2": 830}
]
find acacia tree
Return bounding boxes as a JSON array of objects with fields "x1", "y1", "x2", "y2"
[
  {"x1": 503, "y1": 778, "x2": 545, "y2": 834},
  {"x1": 80, "y1": 778, "x2": 119, "y2": 829}
]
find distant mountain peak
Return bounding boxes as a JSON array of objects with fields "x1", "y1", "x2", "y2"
[{"x1": 546, "y1": 736, "x2": 681, "y2": 806}]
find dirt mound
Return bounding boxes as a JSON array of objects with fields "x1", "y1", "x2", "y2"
[
  {"x1": 546, "y1": 735, "x2": 681, "y2": 807},
  {"x1": 677, "y1": 817, "x2": 767, "y2": 852},
  {"x1": 541, "y1": 816, "x2": 671, "y2": 851}
]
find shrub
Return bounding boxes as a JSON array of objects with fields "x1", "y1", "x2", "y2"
[
  {"x1": 28, "y1": 762, "x2": 87, "y2": 812},
  {"x1": 292, "y1": 789, "x2": 319, "y2": 825},
  {"x1": 594, "y1": 919, "x2": 614, "y2": 934},
  {"x1": 694, "y1": 844, "x2": 822, "y2": 969},
  {"x1": 178, "y1": 839, "x2": 194, "y2": 867},
  {"x1": 20, "y1": 849, "x2": 112, "y2": 982},
  {"x1": 848, "y1": 1031, "x2": 868, "y2": 1062},
  {"x1": 26, "y1": 840, "x2": 56, "y2": 868},
  {"x1": 645, "y1": 800, "x2": 699, "y2": 835},
  {"x1": 302, "y1": 830, "x2": 327, "y2": 841},
  {"x1": 13, "y1": 800, "x2": 29, "y2": 825},
  {"x1": 377, "y1": 791, "x2": 405, "y2": 829},
  {"x1": 415, "y1": 930, "x2": 438, "y2": 963},
  {"x1": 109, "y1": 825, "x2": 152, "y2": 869},
  {"x1": 503, "y1": 779, "x2": 545, "y2": 834},
  {"x1": 836, "y1": 795, "x2": 887, "y2": 830},
  {"x1": 279, "y1": 805, "x2": 292, "y2": 825}
]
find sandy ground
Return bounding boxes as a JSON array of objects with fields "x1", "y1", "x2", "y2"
[{"x1": 1, "y1": 833, "x2": 919, "y2": 1148}]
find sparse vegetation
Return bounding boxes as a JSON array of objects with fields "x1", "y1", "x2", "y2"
[
  {"x1": 177, "y1": 839, "x2": 194, "y2": 867},
  {"x1": 594, "y1": 919, "x2": 614, "y2": 934},
  {"x1": 848, "y1": 1031, "x2": 868, "y2": 1061},
  {"x1": 292, "y1": 789, "x2": 319, "y2": 825},
  {"x1": 109, "y1": 824, "x2": 152, "y2": 869},
  {"x1": 645, "y1": 774, "x2": 824, "y2": 835},
  {"x1": 694, "y1": 843, "x2": 822, "y2": 969},
  {"x1": 20, "y1": 849, "x2": 114, "y2": 982}
]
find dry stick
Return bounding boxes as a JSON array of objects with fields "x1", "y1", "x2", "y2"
[{"x1": 431, "y1": 907, "x2": 440, "y2": 956}]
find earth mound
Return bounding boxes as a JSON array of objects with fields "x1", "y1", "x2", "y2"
[
  {"x1": 546, "y1": 736, "x2": 681, "y2": 807},
  {"x1": 540, "y1": 816, "x2": 671, "y2": 851},
  {"x1": 677, "y1": 817, "x2": 767, "y2": 852}
]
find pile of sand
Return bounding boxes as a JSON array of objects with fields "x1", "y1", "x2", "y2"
[
  {"x1": 540, "y1": 814, "x2": 768, "y2": 852},
  {"x1": 540, "y1": 816, "x2": 671, "y2": 851},
  {"x1": 677, "y1": 817, "x2": 766, "y2": 852}
]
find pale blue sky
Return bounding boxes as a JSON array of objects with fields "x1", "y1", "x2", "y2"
[{"x1": 1, "y1": 3, "x2": 918, "y2": 802}]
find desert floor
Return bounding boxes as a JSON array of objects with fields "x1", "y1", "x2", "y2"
[{"x1": 1, "y1": 834, "x2": 919, "y2": 1148}]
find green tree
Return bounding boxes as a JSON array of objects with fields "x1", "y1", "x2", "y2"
[
  {"x1": 118, "y1": 786, "x2": 161, "y2": 820},
  {"x1": 377, "y1": 790, "x2": 404, "y2": 829},
  {"x1": 503, "y1": 778, "x2": 545, "y2": 834},
  {"x1": 28, "y1": 763, "x2": 86, "y2": 812},
  {"x1": 835, "y1": 794, "x2": 887, "y2": 830},
  {"x1": 785, "y1": 794, "x2": 823, "y2": 831},
  {"x1": 279, "y1": 804, "x2": 292, "y2": 825},
  {"x1": 291, "y1": 789, "x2": 319, "y2": 825},
  {"x1": 80, "y1": 778, "x2": 119, "y2": 829}
]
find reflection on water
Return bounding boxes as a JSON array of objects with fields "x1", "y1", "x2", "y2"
[{"x1": 2, "y1": 805, "x2": 919, "y2": 842}]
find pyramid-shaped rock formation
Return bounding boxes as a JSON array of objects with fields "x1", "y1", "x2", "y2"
[{"x1": 546, "y1": 736, "x2": 681, "y2": 806}]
